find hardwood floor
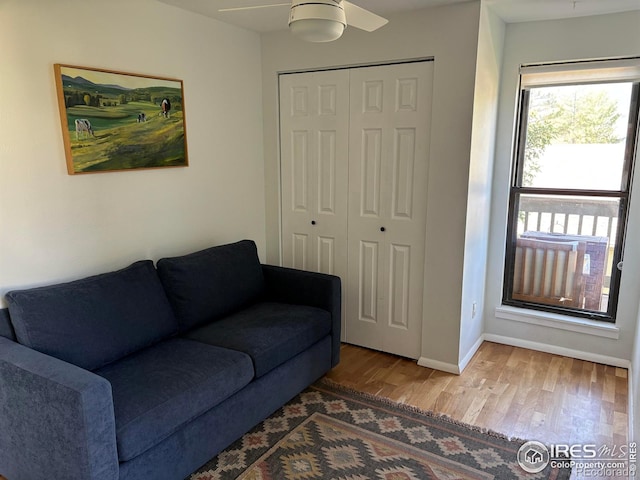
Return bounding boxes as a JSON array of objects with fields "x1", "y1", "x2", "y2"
[{"x1": 325, "y1": 341, "x2": 629, "y2": 448}]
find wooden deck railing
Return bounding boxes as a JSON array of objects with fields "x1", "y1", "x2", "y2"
[
  {"x1": 516, "y1": 196, "x2": 618, "y2": 311},
  {"x1": 518, "y1": 196, "x2": 619, "y2": 242}
]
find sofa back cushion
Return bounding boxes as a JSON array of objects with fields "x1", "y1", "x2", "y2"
[
  {"x1": 0, "y1": 308, "x2": 16, "y2": 341},
  {"x1": 157, "y1": 240, "x2": 264, "y2": 332},
  {"x1": 5, "y1": 261, "x2": 178, "y2": 371}
]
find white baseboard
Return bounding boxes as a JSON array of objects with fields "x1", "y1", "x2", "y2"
[
  {"x1": 417, "y1": 335, "x2": 484, "y2": 375},
  {"x1": 483, "y1": 333, "x2": 631, "y2": 369},
  {"x1": 459, "y1": 335, "x2": 484, "y2": 372},
  {"x1": 417, "y1": 357, "x2": 461, "y2": 374}
]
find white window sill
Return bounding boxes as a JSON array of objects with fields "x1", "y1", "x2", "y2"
[{"x1": 495, "y1": 305, "x2": 619, "y2": 339}]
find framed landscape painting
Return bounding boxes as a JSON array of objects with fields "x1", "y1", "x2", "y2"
[{"x1": 54, "y1": 64, "x2": 188, "y2": 174}]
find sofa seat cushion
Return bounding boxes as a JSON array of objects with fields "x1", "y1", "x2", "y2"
[
  {"x1": 157, "y1": 240, "x2": 265, "y2": 332},
  {"x1": 5, "y1": 261, "x2": 178, "y2": 371},
  {"x1": 183, "y1": 302, "x2": 331, "y2": 378},
  {"x1": 94, "y1": 338, "x2": 254, "y2": 462}
]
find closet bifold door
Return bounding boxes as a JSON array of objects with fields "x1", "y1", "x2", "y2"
[
  {"x1": 279, "y1": 69, "x2": 350, "y2": 340},
  {"x1": 279, "y1": 61, "x2": 433, "y2": 358},
  {"x1": 346, "y1": 62, "x2": 433, "y2": 360}
]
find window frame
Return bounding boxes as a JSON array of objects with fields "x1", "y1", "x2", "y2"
[{"x1": 502, "y1": 76, "x2": 640, "y2": 322}]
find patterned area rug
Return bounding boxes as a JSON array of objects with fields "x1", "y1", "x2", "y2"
[{"x1": 188, "y1": 379, "x2": 571, "y2": 480}]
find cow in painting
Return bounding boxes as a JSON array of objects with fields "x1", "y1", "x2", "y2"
[
  {"x1": 160, "y1": 98, "x2": 171, "y2": 118},
  {"x1": 74, "y1": 119, "x2": 94, "y2": 140}
]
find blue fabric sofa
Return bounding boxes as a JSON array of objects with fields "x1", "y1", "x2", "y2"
[{"x1": 0, "y1": 240, "x2": 341, "y2": 480}]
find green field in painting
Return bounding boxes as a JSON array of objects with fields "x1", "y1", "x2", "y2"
[
  {"x1": 69, "y1": 109, "x2": 186, "y2": 172},
  {"x1": 66, "y1": 101, "x2": 162, "y2": 130}
]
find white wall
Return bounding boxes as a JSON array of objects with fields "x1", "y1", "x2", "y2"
[
  {"x1": 261, "y1": 2, "x2": 481, "y2": 368},
  {"x1": 458, "y1": 4, "x2": 505, "y2": 369},
  {"x1": 485, "y1": 11, "x2": 640, "y2": 363},
  {"x1": 0, "y1": 0, "x2": 266, "y2": 303}
]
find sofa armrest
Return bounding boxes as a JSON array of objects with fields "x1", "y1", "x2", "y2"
[
  {"x1": 0, "y1": 336, "x2": 118, "y2": 480},
  {"x1": 261, "y1": 264, "x2": 341, "y2": 367}
]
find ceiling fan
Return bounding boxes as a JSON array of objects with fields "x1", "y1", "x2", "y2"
[{"x1": 219, "y1": 1, "x2": 389, "y2": 43}]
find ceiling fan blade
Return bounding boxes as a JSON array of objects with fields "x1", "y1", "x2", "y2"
[
  {"x1": 343, "y1": 0, "x2": 388, "y2": 32},
  {"x1": 219, "y1": 3, "x2": 289, "y2": 13}
]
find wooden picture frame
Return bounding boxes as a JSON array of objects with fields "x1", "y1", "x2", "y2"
[{"x1": 54, "y1": 64, "x2": 188, "y2": 174}]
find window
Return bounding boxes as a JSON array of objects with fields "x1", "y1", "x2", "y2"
[{"x1": 503, "y1": 59, "x2": 640, "y2": 321}]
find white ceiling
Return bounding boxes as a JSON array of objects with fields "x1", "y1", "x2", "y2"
[
  {"x1": 486, "y1": 0, "x2": 640, "y2": 23},
  {"x1": 155, "y1": 0, "x2": 640, "y2": 33}
]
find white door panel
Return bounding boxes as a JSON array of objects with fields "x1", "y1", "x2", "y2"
[
  {"x1": 346, "y1": 62, "x2": 433, "y2": 359},
  {"x1": 280, "y1": 70, "x2": 350, "y2": 339}
]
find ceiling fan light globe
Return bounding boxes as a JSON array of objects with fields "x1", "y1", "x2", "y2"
[
  {"x1": 289, "y1": 2, "x2": 346, "y2": 42},
  {"x1": 290, "y1": 18, "x2": 345, "y2": 42}
]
